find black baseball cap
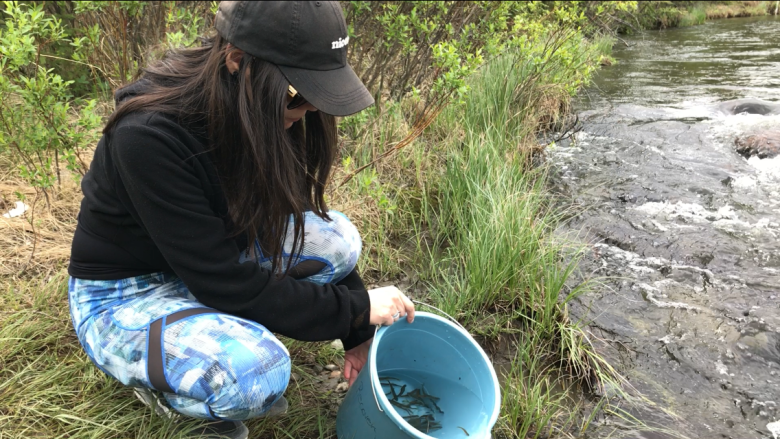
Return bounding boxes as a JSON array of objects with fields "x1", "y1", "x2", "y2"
[{"x1": 214, "y1": 1, "x2": 374, "y2": 117}]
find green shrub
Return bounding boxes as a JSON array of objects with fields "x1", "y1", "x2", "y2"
[
  {"x1": 0, "y1": 1, "x2": 220, "y2": 198},
  {"x1": 0, "y1": 1, "x2": 101, "y2": 196},
  {"x1": 344, "y1": 1, "x2": 515, "y2": 101}
]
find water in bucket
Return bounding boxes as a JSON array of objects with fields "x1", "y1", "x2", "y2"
[
  {"x1": 378, "y1": 369, "x2": 489, "y2": 437},
  {"x1": 336, "y1": 311, "x2": 500, "y2": 439}
]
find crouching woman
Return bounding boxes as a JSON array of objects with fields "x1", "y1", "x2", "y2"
[{"x1": 67, "y1": 2, "x2": 414, "y2": 437}]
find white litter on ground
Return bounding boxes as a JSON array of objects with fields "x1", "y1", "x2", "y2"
[{"x1": 2, "y1": 201, "x2": 28, "y2": 218}]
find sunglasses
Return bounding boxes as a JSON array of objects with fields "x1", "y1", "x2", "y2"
[{"x1": 287, "y1": 85, "x2": 307, "y2": 110}]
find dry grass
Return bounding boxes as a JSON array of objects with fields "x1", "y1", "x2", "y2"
[
  {"x1": 0, "y1": 170, "x2": 81, "y2": 283},
  {"x1": 705, "y1": 1, "x2": 772, "y2": 19}
]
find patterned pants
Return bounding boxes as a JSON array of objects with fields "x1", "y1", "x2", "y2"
[{"x1": 69, "y1": 211, "x2": 361, "y2": 421}]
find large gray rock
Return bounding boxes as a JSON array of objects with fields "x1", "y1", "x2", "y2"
[
  {"x1": 718, "y1": 98, "x2": 780, "y2": 116},
  {"x1": 735, "y1": 131, "x2": 780, "y2": 159}
]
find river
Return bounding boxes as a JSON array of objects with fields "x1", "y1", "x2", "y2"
[{"x1": 553, "y1": 16, "x2": 780, "y2": 439}]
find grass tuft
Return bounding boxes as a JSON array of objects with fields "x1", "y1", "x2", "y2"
[{"x1": 679, "y1": 6, "x2": 707, "y2": 27}]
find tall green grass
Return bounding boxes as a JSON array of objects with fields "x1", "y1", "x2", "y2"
[
  {"x1": 679, "y1": 6, "x2": 707, "y2": 27},
  {"x1": 424, "y1": 38, "x2": 610, "y2": 437},
  {"x1": 334, "y1": 29, "x2": 632, "y2": 438},
  {"x1": 421, "y1": 30, "x2": 602, "y2": 331}
]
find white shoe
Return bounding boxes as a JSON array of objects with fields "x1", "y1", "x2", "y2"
[
  {"x1": 262, "y1": 395, "x2": 288, "y2": 417},
  {"x1": 133, "y1": 387, "x2": 179, "y2": 420},
  {"x1": 183, "y1": 420, "x2": 249, "y2": 439},
  {"x1": 134, "y1": 388, "x2": 249, "y2": 439}
]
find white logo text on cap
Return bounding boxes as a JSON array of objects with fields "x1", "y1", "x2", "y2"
[{"x1": 331, "y1": 36, "x2": 349, "y2": 49}]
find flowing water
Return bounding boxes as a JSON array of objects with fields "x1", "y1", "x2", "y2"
[{"x1": 552, "y1": 16, "x2": 780, "y2": 439}]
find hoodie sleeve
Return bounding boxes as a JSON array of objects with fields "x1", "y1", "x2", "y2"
[
  {"x1": 336, "y1": 268, "x2": 375, "y2": 350},
  {"x1": 108, "y1": 115, "x2": 370, "y2": 341}
]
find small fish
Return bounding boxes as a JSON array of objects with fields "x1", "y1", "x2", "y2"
[
  {"x1": 379, "y1": 376, "x2": 401, "y2": 383},
  {"x1": 421, "y1": 384, "x2": 440, "y2": 401},
  {"x1": 430, "y1": 398, "x2": 444, "y2": 414},
  {"x1": 389, "y1": 399, "x2": 414, "y2": 414}
]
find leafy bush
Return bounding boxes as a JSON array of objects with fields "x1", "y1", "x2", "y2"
[
  {"x1": 0, "y1": 0, "x2": 629, "y2": 197},
  {"x1": 344, "y1": 1, "x2": 637, "y2": 101},
  {"x1": 0, "y1": 1, "x2": 218, "y2": 199},
  {"x1": 0, "y1": 1, "x2": 101, "y2": 197},
  {"x1": 344, "y1": 1, "x2": 513, "y2": 101},
  {"x1": 61, "y1": 1, "x2": 216, "y2": 91}
]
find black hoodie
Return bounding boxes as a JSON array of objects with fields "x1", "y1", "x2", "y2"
[{"x1": 69, "y1": 82, "x2": 372, "y2": 349}]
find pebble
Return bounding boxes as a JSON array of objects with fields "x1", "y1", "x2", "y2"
[
  {"x1": 329, "y1": 370, "x2": 341, "y2": 379},
  {"x1": 313, "y1": 364, "x2": 324, "y2": 373},
  {"x1": 336, "y1": 382, "x2": 349, "y2": 393},
  {"x1": 330, "y1": 339, "x2": 344, "y2": 352},
  {"x1": 324, "y1": 364, "x2": 339, "y2": 371}
]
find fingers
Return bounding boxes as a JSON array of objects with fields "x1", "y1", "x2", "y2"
[
  {"x1": 401, "y1": 293, "x2": 415, "y2": 323},
  {"x1": 344, "y1": 361, "x2": 353, "y2": 382},
  {"x1": 389, "y1": 290, "x2": 415, "y2": 323},
  {"x1": 367, "y1": 286, "x2": 416, "y2": 326}
]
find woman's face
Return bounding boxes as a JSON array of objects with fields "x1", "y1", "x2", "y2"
[
  {"x1": 226, "y1": 47, "x2": 318, "y2": 130},
  {"x1": 283, "y1": 99, "x2": 318, "y2": 130}
]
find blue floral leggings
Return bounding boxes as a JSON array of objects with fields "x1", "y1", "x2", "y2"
[{"x1": 68, "y1": 211, "x2": 361, "y2": 421}]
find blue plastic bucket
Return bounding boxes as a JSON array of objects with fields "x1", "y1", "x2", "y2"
[{"x1": 336, "y1": 311, "x2": 500, "y2": 439}]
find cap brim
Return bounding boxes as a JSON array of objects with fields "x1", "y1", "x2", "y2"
[{"x1": 278, "y1": 64, "x2": 374, "y2": 117}]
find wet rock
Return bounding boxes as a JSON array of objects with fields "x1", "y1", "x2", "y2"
[
  {"x1": 738, "y1": 333, "x2": 780, "y2": 363},
  {"x1": 718, "y1": 98, "x2": 780, "y2": 116},
  {"x1": 735, "y1": 131, "x2": 780, "y2": 159}
]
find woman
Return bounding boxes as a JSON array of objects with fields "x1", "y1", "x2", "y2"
[{"x1": 67, "y1": 2, "x2": 414, "y2": 437}]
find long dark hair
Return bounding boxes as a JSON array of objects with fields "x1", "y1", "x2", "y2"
[{"x1": 104, "y1": 34, "x2": 337, "y2": 275}]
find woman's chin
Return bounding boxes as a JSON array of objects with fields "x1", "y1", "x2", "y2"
[{"x1": 284, "y1": 118, "x2": 301, "y2": 130}]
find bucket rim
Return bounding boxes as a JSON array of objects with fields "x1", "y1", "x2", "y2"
[{"x1": 368, "y1": 311, "x2": 501, "y2": 438}]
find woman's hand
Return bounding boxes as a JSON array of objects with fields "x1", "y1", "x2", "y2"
[
  {"x1": 367, "y1": 286, "x2": 415, "y2": 326},
  {"x1": 343, "y1": 337, "x2": 372, "y2": 386}
]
